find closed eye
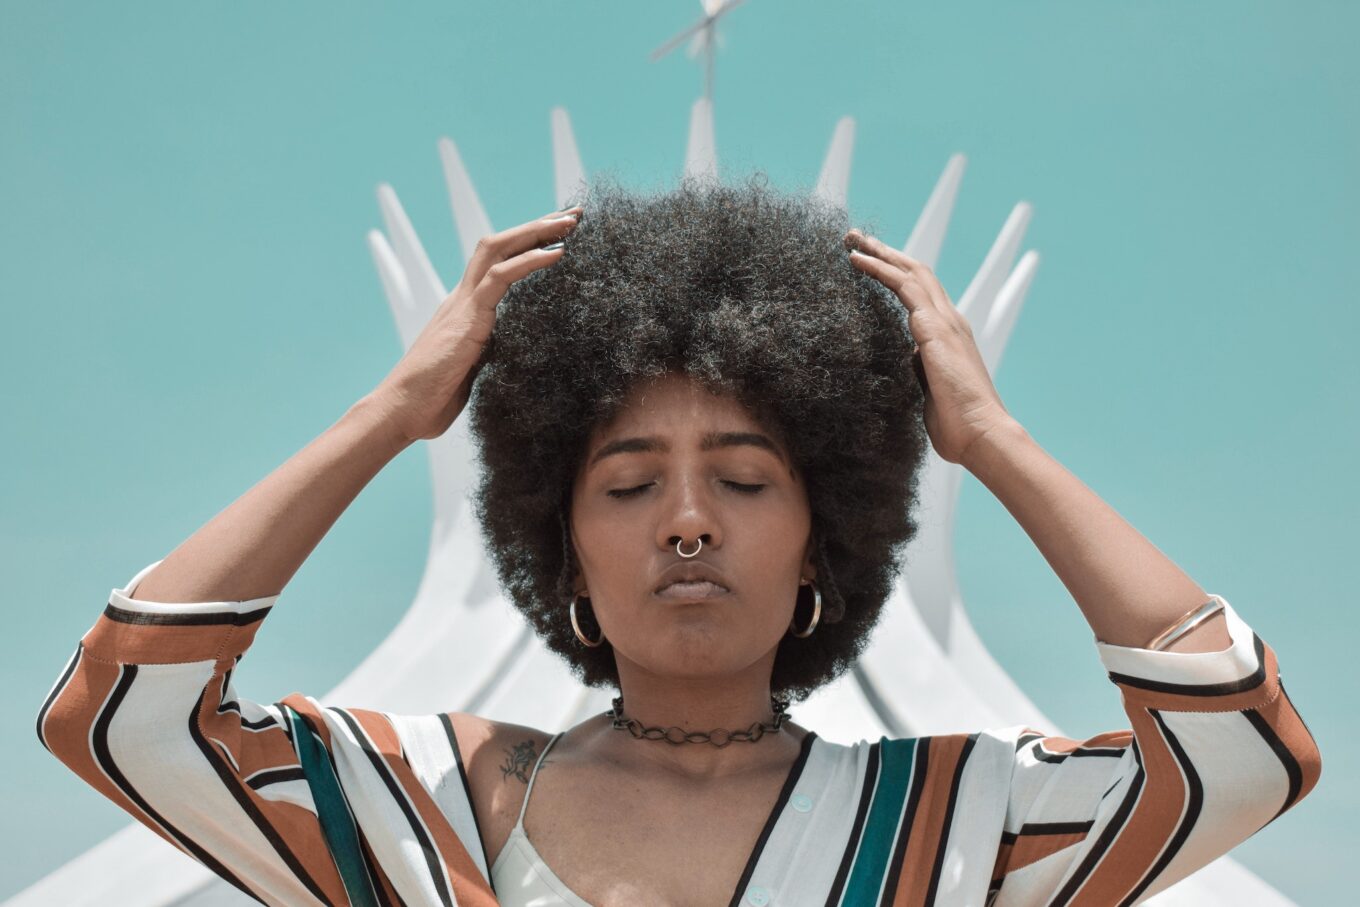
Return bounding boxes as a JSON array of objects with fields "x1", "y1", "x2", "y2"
[
  {"x1": 606, "y1": 481, "x2": 767, "y2": 499},
  {"x1": 607, "y1": 483, "x2": 652, "y2": 499}
]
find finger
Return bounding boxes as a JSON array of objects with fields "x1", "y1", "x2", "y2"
[
  {"x1": 845, "y1": 230, "x2": 951, "y2": 315},
  {"x1": 472, "y1": 237, "x2": 568, "y2": 303},
  {"x1": 847, "y1": 246, "x2": 935, "y2": 321},
  {"x1": 462, "y1": 205, "x2": 583, "y2": 288}
]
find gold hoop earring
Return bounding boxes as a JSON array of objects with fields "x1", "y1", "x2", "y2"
[
  {"x1": 570, "y1": 593, "x2": 605, "y2": 647},
  {"x1": 789, "y1": 579, "x2": 822, "y2": 638}
]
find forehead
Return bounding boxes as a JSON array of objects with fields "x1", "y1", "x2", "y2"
[
  {"x1": 598, "y1": 372, "x2": 759, "y2": 431},
  {"x1": 582, "y1": 372, "x2": 790, "y2": 462}
]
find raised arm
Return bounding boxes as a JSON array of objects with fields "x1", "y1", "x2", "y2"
[
  {"x1": 126, "y1": 392, "x2": 411, "y2": 606},
  {"x1": 846, "y1": 226, "x2": 1233, "y2": 653},
  {"x1": 844, "y1": 229, "x2": 1321, "y2": 903},
  {"x1": 959, "y1": 418, "x2": 1231, "y2": 653},
  {"x1": 35, "y1": 206, "x2": 582, "y2": 904},
  {"x1": 988, "y1": 599, "x2": 1320, "y2": 905}
]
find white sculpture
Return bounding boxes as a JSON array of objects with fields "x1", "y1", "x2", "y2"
[{"x1": 11, "y1": 97, "x2": 1294, "y2": 906}]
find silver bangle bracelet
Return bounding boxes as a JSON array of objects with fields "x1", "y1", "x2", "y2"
[{"x1": 1146, "y1": 595, "x2": 1227, "y2": 652}]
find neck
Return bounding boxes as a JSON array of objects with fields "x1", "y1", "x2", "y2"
[{"x1": 589, "y1": 659, "x2": 805, "y2": 781}]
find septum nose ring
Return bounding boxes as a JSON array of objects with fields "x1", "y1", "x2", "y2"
[{"x1": 676, "y1": 538, "x2": 703, "y2": 558}]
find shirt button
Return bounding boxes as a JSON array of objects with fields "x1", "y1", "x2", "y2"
[
  {"x1": 791, "y1": 793, "x2": 813, "y2": 812},
  {"x1": 745, "y1": 886, "x2": 770, "y2": 906}
]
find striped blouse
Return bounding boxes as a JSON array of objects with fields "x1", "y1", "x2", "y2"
[{"x1": 36, "y1": 559, "x2": 1321, "y2": 906}]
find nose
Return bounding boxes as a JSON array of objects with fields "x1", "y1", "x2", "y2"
[{"x1": 656, "y1": 473, "x2": 721, "y2": 554}]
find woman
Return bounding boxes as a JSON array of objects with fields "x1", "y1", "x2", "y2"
[{"x1": 37, "y1": 173, "x2": 1320, "y2": 906}]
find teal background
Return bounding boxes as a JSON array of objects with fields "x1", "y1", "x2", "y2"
[{"x1": 3, "y1": 1, "x2": 1354, "y2": 901}]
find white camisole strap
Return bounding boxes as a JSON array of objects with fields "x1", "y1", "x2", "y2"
[
  {"x1": 515, "y1": 731, "x2": 564, "y2": 830},
  {"x1": 491, "y1": 731, "x2": 595, "y2": 907}
]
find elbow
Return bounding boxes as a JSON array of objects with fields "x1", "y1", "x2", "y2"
[
  {"x1": 1291, "y1": 724, "x2": 1323, "y2": 811},
  {"x1": 35, "y1": 645, "x2": 89, "y2": 764},
  {"x1": 36, "y1": 679, "x2": 97, "y2": 773},
  {"x1": 1275, "y1": 681, "x2": 1324, "y2": 815},
  {"x1": 1243, "y1": 682, "x2": 1323, "y2": 822}
]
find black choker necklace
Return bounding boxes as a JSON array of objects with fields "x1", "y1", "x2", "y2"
[{"x1": 607, "y1": 694, "x2": 791, "y2": 747}]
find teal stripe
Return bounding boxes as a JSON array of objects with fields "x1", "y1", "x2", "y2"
[
  {"x1": 841, "y1": 737, "x2": 919, "y2": 906},
  {"x1": 284, "y1": 705, "x2": 381, "y2": 907}
]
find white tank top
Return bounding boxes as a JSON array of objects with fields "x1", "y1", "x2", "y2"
[{"x1": 490, "y1": 731, "x2": 595, "y2": 906}]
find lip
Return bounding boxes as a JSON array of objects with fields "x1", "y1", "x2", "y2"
[
  {"x1": 654, "y1": 580, "x2": 731, "y2": 601},
  {"x1": 653, "y1": 561, "x2": 733, "y2": 595}
]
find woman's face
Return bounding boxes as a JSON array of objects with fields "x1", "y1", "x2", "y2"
[{"x1": 569, "y1": 370, "x2": 817, "y2": 682}]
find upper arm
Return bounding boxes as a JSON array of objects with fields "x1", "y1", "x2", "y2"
[{"x1": 991, "y1": 596, "x2": 1322, "y2": 906}]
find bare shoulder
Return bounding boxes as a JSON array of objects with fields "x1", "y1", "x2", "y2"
[
  {"x1": 446, "y1": 712, "x2": 553, "y2": 787},
  {"x1": 445, "y1": 712, "x2": 553, "y2": 866}
]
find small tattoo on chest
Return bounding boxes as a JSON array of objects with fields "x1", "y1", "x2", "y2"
[{"x1": 500, "y1": 739, "x2": 538, "y2": 784}]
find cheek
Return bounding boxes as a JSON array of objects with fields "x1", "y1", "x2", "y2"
[{"x1": 570, "y1": 499, "x2": 642, "y2": 582}]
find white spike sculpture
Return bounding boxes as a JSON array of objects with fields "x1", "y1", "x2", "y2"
[{"x1": 9, "y1": 101, "x2": 1295, "y2": 906}]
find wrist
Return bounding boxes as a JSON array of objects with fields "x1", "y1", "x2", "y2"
[
  {"x1": 346, "y1": 392, "x2": 418, "y2": 459},
  {"x1": 959, "y1": 418, "x2": 1032, "y2": 479}
]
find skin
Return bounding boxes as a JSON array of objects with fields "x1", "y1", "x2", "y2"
[{"x1": 561, "y1": 369, "x2": 816, "y2": 781}]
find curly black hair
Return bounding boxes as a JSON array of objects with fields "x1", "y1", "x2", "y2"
[{"x1": 466, "y1": 169, "x2": 929, "y2": 705}]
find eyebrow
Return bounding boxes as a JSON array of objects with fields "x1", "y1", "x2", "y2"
[{"x1": 587, "y1": 430, "x2": 787, "y2": 470}]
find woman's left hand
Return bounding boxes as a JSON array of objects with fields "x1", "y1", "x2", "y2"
[{"x1": 846, "y1": 229, "x2": 1020, "y2": 466}]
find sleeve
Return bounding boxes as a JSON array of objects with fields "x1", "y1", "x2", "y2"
[
  {"x1": 988, "y1": 595, "x2": 1322, "y2": 907},
  {"x1": 34, "y1": 560, "x2": 378, "y2": 906},
  {"x1": 39, "y1": 560, "x2": 503, "y2": 907}
]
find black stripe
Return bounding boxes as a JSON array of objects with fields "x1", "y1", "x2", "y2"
[
  {"x1": 1049, "y1": 743, "x2": 1146, "y2": 906},
  {"x1": 924, "y1": 733, "x2": 978, "y2": 905},
  {"x1": 1029, "y1": 741, "x2": 1126, "y2": 764},
  {"x1": 277, "y1": 707, "x2": 295, "y2": 742},
  {"x1": 1014, "y1": 732, "x2": 1044, "y2": 751},
  {"x1": 333, "y1": 707, "x2": 455, "y2": 907},
  {"x1": 188, "y1": 683, "x2": 334, "y2": 903},
  {"x1": 999, "y1": 820, "x2": 1095, "y2": 845},
  {"x1": 1118, "y1": 710, "x2": 1203, "y2": 906},
  {"x1": 1243, "y1": 708, "x2": 1303, "y2": 821},
  {"x1": 1108, "y1": 633, "x2": 1266, "y2": 696},
  {"x1": 824, "y1": 740, "x2": 881, "y2": 907},
  {"x1": 91, "y1": 665, "x2": 264, "y2": 903},
  {"x1": 245, "y1": 765, "x2": 308, "y2": 790},
  {"x1": 879, "y1": 737, "x2": 930, "y2": 907},
  {"x1": 103, "y1": 602, "x2": 273, "y2": 627},
  {"x1": 438, "y1": 712, "x2": 490, "y2": 879},
  {"x1": 243, "y1": 713, "x2": 280, "y2": 731},
  {"x1": 36, "y1": 643, "x2": 83, "y2": 754},
  {"x1": 1279, "y1": 678, "x2": 1320, "y2": 748},
  {"x1": 725, "y1": 731, "x2": 818, "y2": 907}
]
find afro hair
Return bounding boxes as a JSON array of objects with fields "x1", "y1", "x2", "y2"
[{"x1": 466, "y1": 169, "x2": 929, "y2": 705}]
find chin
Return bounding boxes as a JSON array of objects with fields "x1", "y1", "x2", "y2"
[{"x1": 649, "y1": 629, "x2": 772, "y2": 675}]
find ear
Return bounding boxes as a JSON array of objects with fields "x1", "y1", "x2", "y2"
[
  {"x1": 562, "y1": 507, "x2": 588, "y2": 597},
  {"x1": 801, "y1": 533, "x2": 818, "y2": 583}
]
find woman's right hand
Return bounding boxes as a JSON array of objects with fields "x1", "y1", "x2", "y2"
[{"x1": 368, "y1": 205, "x2": 582, "y2": 443}]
